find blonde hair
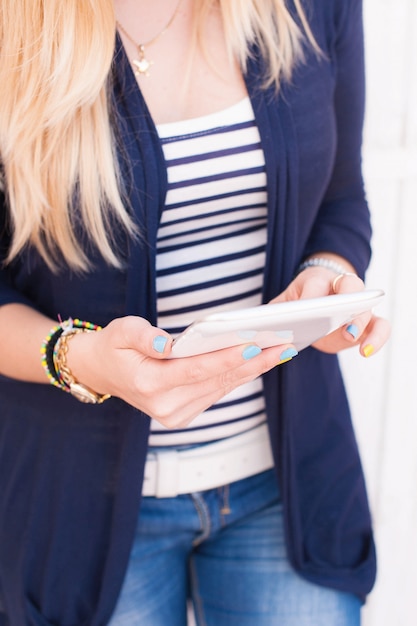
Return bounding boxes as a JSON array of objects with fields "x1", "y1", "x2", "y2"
[{"x1": 0, "y1": 0, "x2": 316, "y2": 272}]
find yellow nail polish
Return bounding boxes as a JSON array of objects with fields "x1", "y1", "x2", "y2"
[
  {"x1": 363, "y1": 344, "x2": 374, "y2": 358},
  {"x1": 279, "y1": 357, "x2": 293, "y2": 365},
  {"x1": 278, "y1": 348, "x2": 298, "y2": 364}
]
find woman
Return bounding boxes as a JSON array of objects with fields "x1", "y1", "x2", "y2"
[{"x1": 0, "y1": 1, "x2": 390, "y2": 624}]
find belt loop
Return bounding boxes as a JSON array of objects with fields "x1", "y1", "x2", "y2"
[{"x1": 155, "y1": 450, "x2": 180, "y2": 498}]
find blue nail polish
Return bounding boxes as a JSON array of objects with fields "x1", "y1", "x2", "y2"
[
  {"x1": 242, "y1": 345, "x2": 262, "y2": 360},
  {"x1": 346, "y1": 324, "x2": 359, "y2": 340},
  {"x1": 153, "y1": 336, "x2": 168, "y2": 353},
  {"x1": 280, "y1": 347, "x2": 298, "y2": 361}
]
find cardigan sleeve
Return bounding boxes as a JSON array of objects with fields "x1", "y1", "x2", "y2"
[{"x1": 301, "y1": 0, "x2": 372, "y2": 279}]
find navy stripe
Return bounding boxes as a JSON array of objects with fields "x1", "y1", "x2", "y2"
[
  {"x1": 156, "y1": 245, "x2": 267, "y2": 276},
  {"x1": 157, "y1": 223, "x2": 267, "y2": 253},
  {"x1": 165, "y1": 142, "x2": 262, "y2": 167},
  {"x1": 157, "y1": 268, "x2": 263, "y2": 298},
  {"x1": 164, "y1": 186, "x2": 267, "y2": 210},
  {"x1": 160, "y1": 120, "x2": 256, "y2": 144},
  {"x1": 204, "y1": 391, "x2": 264, "y2": 412},
  {"x1": 160, "y1": 203, "x2": 266, "y2": 229},
  {"x1": 158, "y1": 287, "x2": 263, "y2": 318},
  {"x1": 157, "y1": 216, "x2": 266, "y2": 243},
  {"x1": 151, "y1": 415, "x2": 267, "y2": 436},
  {"x1": 167, "y1": 166, "x2": 265, "y2": 190}
]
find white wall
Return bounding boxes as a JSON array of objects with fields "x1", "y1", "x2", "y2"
[{"x1": 340, "y1": 0, "x2": 417, "y2": 624}]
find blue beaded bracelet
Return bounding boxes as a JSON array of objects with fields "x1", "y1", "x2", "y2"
[{"x1": 297, "y1": 257, "x2": 351, "y2": 276}]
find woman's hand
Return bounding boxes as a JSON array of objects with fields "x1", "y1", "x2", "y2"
[
  {"x1": 66, "y1": 316, "x2": 297, "y2": 428},
  {"x1": 271, "y1": 263, "x2": 390, "y2": 356}
]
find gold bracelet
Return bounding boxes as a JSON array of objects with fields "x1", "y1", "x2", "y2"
[{"x1": 54, "y1": 329, "x2": 111, "y2": 404}]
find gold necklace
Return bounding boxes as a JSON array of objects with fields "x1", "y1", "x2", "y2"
[{"x1": 117, "y1": 1, "x2": 182, "y2": 77}]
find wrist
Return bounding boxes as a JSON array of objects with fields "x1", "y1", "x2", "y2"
[
  {"x1": 41, "y1": 318, "x2": 111, "y2": 404},
  {"x1": 58, "y1": 329, "x2": 110, "y2": 404},
  {"x1": 297, "y1": 254, "x2": 356, "y2": 277}
]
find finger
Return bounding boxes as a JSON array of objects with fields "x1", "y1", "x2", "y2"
[
  {"x1": 331, "y1": 272, "x2": 364, "y2": 295},
  {"x1": 358, "y1": 315, "x2": 391, "y2": 358},
  {"x1": 341, "y1": 310, "x2": 372, "y2": 343},
  {"x1": 163, "y1": 341, "x2": 297, "y2": 389},
  {"x1": 142, "y1": 342, "x2": 298, "y2": 428},
  {"x1": 311, "y1": 308, "x2": 370, "y2": 352},
  {"x1": 329, "y1": 273, "x2": 368, "y2": 342},
  {"x1": 107, "y1": 316, "x2": 173, "y2": 358}
]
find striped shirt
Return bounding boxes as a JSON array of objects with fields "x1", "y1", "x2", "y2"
[{"x1": 149, "y1": 97, "x2": 268, "y2": 446}]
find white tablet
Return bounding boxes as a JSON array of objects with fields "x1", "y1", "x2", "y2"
[{"x1": 169, "y1": 289, "x2": 385, "y2": 358}]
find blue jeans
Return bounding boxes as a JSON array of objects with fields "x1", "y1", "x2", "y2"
[{"x1": 109, "y1": 469, "x2": 361, "y2": 625}]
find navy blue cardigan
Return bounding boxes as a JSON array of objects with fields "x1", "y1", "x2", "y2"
[{"x1": 0, "y1": 1, "x2": 375, "y2": 624}]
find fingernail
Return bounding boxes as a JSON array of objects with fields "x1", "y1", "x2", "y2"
[
  {"x1": 279, "y1": 347, "x2": 298, "y2": 364},
  {"x1": 346, "y1": 324, "x2": 359, "y2": 339},
  {"x1": 153, "y1": 336, "x2": 168, "y2": 353},
  {"x1": 242, "y1": 345, "x2": 262, "y2": 360},
  {"x1": 363, "y1": 344, "x2": 374, "y2": 358}
]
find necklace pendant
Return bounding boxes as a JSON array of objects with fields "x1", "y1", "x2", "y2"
[
  {"x1": 133, "y1": 45, "x2": 153, "y2": 77},
  {"x1": 118, "y1": 0, "x2": 182, "y2": 79}
]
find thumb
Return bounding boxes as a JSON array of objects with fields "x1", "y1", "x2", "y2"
[{"x1": 110, "y1": 316, "x2": 173, "y2": 358}]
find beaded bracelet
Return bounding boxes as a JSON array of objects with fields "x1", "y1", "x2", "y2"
[
  {"x1": 41, "y1": 318, "x2": 102, "y2": 392},
  {"x1": 297, "y1": 257, "x2": 353, "y2": 276},
  {"x1": 40, "y1": 325, "x2": 66, "y2": 389}
]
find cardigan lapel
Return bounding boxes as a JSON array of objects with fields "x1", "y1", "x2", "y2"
[{"x1": 112, "y1": 34, "x2": 168, "y2": 323}]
